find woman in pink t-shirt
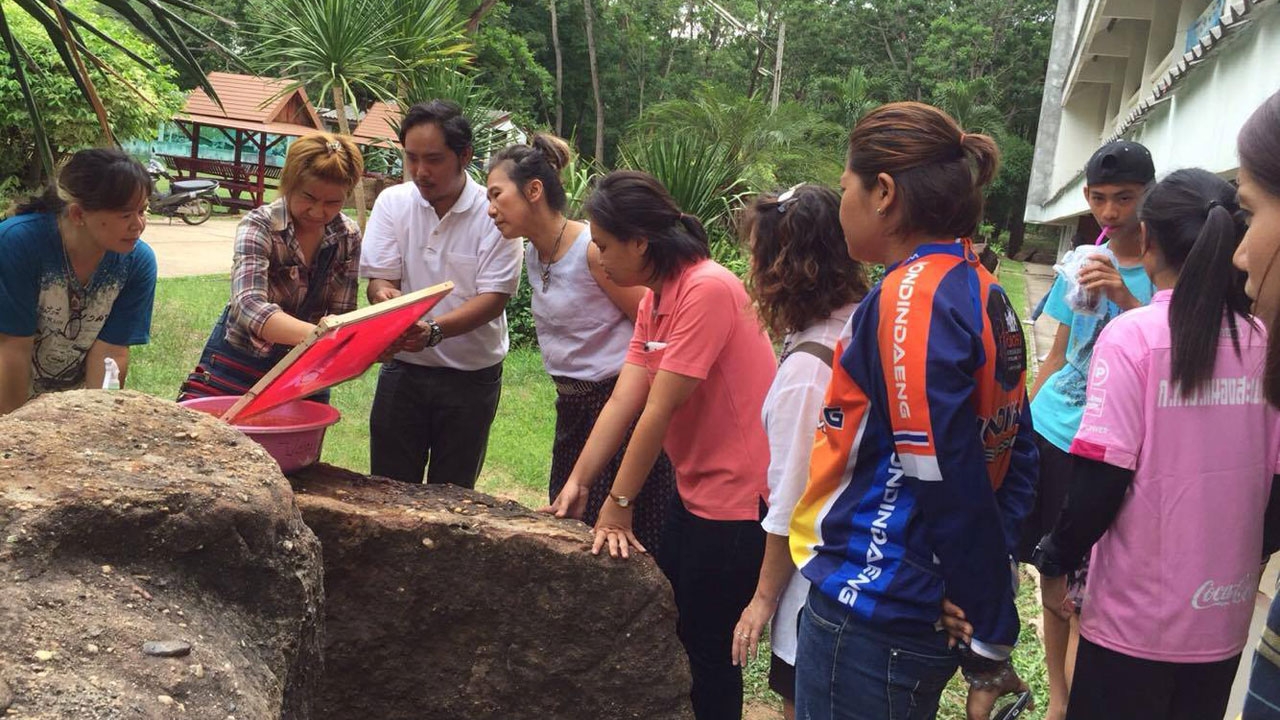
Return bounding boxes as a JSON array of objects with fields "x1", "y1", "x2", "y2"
[
  {"x1": 542, "y1": 170, "x2": 778, "y2": 719},
  {"x1": 1032, "y1": 168, "x2": 1280, "y2": 719}
]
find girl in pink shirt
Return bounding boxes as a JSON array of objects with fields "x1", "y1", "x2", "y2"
[
  {"x1": 543, "y1": 171, "x2": 778, "y2": 719},
  {"x1": 1032, "y1": 168, "x2": 1280, "y2": 719}
]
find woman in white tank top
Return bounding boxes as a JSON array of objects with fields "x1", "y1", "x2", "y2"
[{"x1": 485, "y1": 134, "x2": 676, "y2": 553}]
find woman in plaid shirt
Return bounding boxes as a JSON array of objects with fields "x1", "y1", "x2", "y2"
[{"x1": 178, "y1": 132, "x2": 364, "y2": 402}]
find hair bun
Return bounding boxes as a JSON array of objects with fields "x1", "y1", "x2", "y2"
[{"x1": 530, "y1": 133, "x2": 572, "y2": 174}]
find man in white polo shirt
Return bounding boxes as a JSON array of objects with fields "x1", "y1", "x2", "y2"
[{"x1": 360, "y1": 100, "x2": 522, "y2": 487}]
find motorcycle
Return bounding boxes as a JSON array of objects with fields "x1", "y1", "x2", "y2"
[{"x1": 147, "y1": 158, "x2": 220, "y2": 226}]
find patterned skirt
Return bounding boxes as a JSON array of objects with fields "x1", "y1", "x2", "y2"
[{"x1": 549, "y1": 376, "x2": 677, "y2": 557}]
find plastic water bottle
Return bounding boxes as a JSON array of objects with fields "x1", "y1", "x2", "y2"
[{"x1": 102, "y1": 358, "x2": 120, "y2": 390}]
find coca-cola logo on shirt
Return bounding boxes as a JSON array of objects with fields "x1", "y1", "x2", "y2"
[{"x1": 1190, "y1": 574, "x2": 1256, "y2": 610}]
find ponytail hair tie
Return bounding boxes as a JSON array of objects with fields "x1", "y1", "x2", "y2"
[
  {"x1": 326, "y1": 140, "x2": 342, "y2": 155},
  {"x1": 1205, "y1": 199, "x2": 1238, "y2": 216}
]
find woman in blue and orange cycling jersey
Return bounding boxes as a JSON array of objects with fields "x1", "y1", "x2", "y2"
[{"x1": 788, "y1": 102, "x2": 1038, "y2": 719}]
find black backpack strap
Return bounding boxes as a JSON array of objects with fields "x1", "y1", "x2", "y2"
[{"x1": 780, "y1": 341, "x2": 834, "y2": 367}]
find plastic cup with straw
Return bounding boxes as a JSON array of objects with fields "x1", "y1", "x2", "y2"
[{"x1": 1078, "y1": 226, "x2": 1111, "y2": 312}]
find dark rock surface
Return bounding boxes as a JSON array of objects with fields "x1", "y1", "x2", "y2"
[
  {"x1": 0, "y1": 390, "x2": 323, "y2": 719},
  {"x1": 291, "y1": 464, "x2": 693, "y2": 720}
]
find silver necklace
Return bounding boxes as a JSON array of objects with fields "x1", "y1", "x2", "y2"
[{"x1": 540, "y1": 219, "x2": 570, "y2": 292}]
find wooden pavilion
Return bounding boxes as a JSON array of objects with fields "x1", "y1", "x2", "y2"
[{"x1": 165, "y1": 72, "x2": 325, "y2": 210}]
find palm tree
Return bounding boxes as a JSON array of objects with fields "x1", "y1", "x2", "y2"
[
  {"x1": 396, "y1": 67, "x2": 516, "y2": 170},
  {"x1": 384, "y1": 0, "x2": 470, "y2": 97},
  {"x1": 933, "y1": 77, "x2": 1005, "y2": 136},
  {"x1": 628, "y1": 86, "x2": 845, "y2": 189},
  {"x1": 249, "y1": 0, "x2": 470, "y2": 226},
  {"x1": 0, "y1": 0, "x2": 238, "y2": 180},
  {"x1": 809, "y1": 67, "x2": 883, "y2": 127}
]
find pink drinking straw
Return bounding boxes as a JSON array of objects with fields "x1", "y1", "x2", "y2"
[{"x1": 1095, "y1": 227, "x2": 1110, "y2": 245}]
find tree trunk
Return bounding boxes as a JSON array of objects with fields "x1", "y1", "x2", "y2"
[
  {"x1": 332, "y1": 86, "x2": 368, "y2": 229},
  {"x1": 583, "y1": 0, "x2": 604, "y2": 162},
  {"x1": 466, "y1": 0, "x2": 502, "y2": 34},
  {"x1": 550, "y1": 0, "x2": 563, "y2": 136},
  {"x1": 746, "y1": 9, "x2": 773, "y2": 99},
  {"x1": 657, "y1": 36, "x2": 676, "y2": 102},
  {"x1": 1007, "y1": 209, "x2": 1027, "y2": 258},
  {"x1": 770, "y1": 21, "x2": 785, "y2": 112}
]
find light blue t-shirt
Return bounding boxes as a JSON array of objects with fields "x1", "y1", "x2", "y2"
[
  {"x1": 1030, "y1": 246, "x2": 1154, "y2": 451},
  {"x1": 0, "y1": 212, "x2": 157, "y2": 396}
]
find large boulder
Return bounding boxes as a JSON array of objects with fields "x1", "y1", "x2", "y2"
[
  {"x1": 0, "y1": 391, "x2": 323, "y2": 719},
  {"x1": 0, "y1": 390, "x2": 692, "y2": 719},
  {"x1": 290, "y1": 464, "x2": 693, "y2": 720}
]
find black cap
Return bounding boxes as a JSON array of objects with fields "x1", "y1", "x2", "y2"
[{"x1": 1086, "y1": 140, "x2": 1155, "y2": 186}]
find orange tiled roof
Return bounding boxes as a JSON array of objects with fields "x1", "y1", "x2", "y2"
[
  {"x1": 178, "y1": 72, "x2": 324, "y2": 134},
  {"x1": 352, "y1": 101, "x2": 402, "y2": 148}
]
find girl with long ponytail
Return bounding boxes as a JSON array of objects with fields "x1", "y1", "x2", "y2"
[{"x1": 1031, "y1": 168, "x2": 1280, "y2": 719}]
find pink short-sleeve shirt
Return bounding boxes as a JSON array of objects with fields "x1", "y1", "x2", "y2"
[
  {"x1": 1071, "y1": 290, "x2": 1280, "y2": 662},
  {"x1": 625, "y1": 259, "x2": 776, "y2": 521}
]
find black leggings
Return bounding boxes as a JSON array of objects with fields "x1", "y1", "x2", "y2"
[
  {"x1": 1067, "y1": 636, "x2": 1240, "y2": 720},
  {"x1": 655, "y1": 494, "x2": 765, "y2": 720}
]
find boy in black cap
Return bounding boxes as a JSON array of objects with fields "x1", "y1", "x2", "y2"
[{"x1": 1020, "y1": 139, "x2": 1157, "y2": 720}]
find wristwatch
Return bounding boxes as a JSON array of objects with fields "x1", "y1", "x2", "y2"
[
  {"x1": 424, "y1": 318, "x2": 444, "y2": 348},
  {"x1": 609, "y1": 492, "x2": 632, "y2": 509}
]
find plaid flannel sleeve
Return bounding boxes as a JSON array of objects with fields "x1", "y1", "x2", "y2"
[
  {"x1": 226, "y1": 216, "x2": 281, "y2": 356},
  {"x1": 326, "y1": 221, "x2": 361, "y2": 316}
]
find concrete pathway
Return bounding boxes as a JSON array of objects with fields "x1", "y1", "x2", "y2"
[
  {"x1": 1022, "y1": 261, "x2": 1057, "y2": 367},
  {"x1": 1019, "y1": 260, "x2": 1275, "y2": 720},
  {"x1": 143, "y1": 215, "x2": 238, "y2": 278}
]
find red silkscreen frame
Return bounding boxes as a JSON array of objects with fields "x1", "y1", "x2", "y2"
[{"x1": 220, "y1": 282, "x2": 453, "y2": 423}]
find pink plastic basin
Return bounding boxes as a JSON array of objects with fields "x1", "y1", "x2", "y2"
[{"x1": 178, "y1": 396, "x2": 341, "y2": 474}]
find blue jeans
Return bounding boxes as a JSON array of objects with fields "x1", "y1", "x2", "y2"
[
  {"x1": 179, "y1": 307, "x2": 330, "y2": 404},
  {"x1": 795, "y1": 587, "x2": 959, "y2": 720}
]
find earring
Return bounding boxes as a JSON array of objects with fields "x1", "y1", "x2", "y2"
[{"x1": 876, "y1": 208, "x2": 885, "y2": 216}]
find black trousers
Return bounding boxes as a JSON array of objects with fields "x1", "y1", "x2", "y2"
[
  {"x1": 368, "y1": 360, "x2": 502, "y2": 488},
  {"x1": 1067, "y1": 635, "x2": 1240, "y2": 720},
  {"x1": 656, "y1": 494, "x2": 765, "y2": 720}
]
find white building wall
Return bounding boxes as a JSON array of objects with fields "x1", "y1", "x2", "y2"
[{"x1": 1026, "y1": 0, "x2": 1280, "y2": 226}]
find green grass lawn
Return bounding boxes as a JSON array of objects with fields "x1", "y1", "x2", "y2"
[
  {"x1": 128, "y1": 267, "x2": 1046, "y2": 718},
  {"x1": 127, "y1": 275, "x2": 555, "y2": 507}
]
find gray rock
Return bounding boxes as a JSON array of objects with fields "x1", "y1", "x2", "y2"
[
  {"x1": 142, "y1": 640, "x2": 192, "y2": 658},
  {"x1": 0, "y1": 676, "x2": 13, "y2": 711}
]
